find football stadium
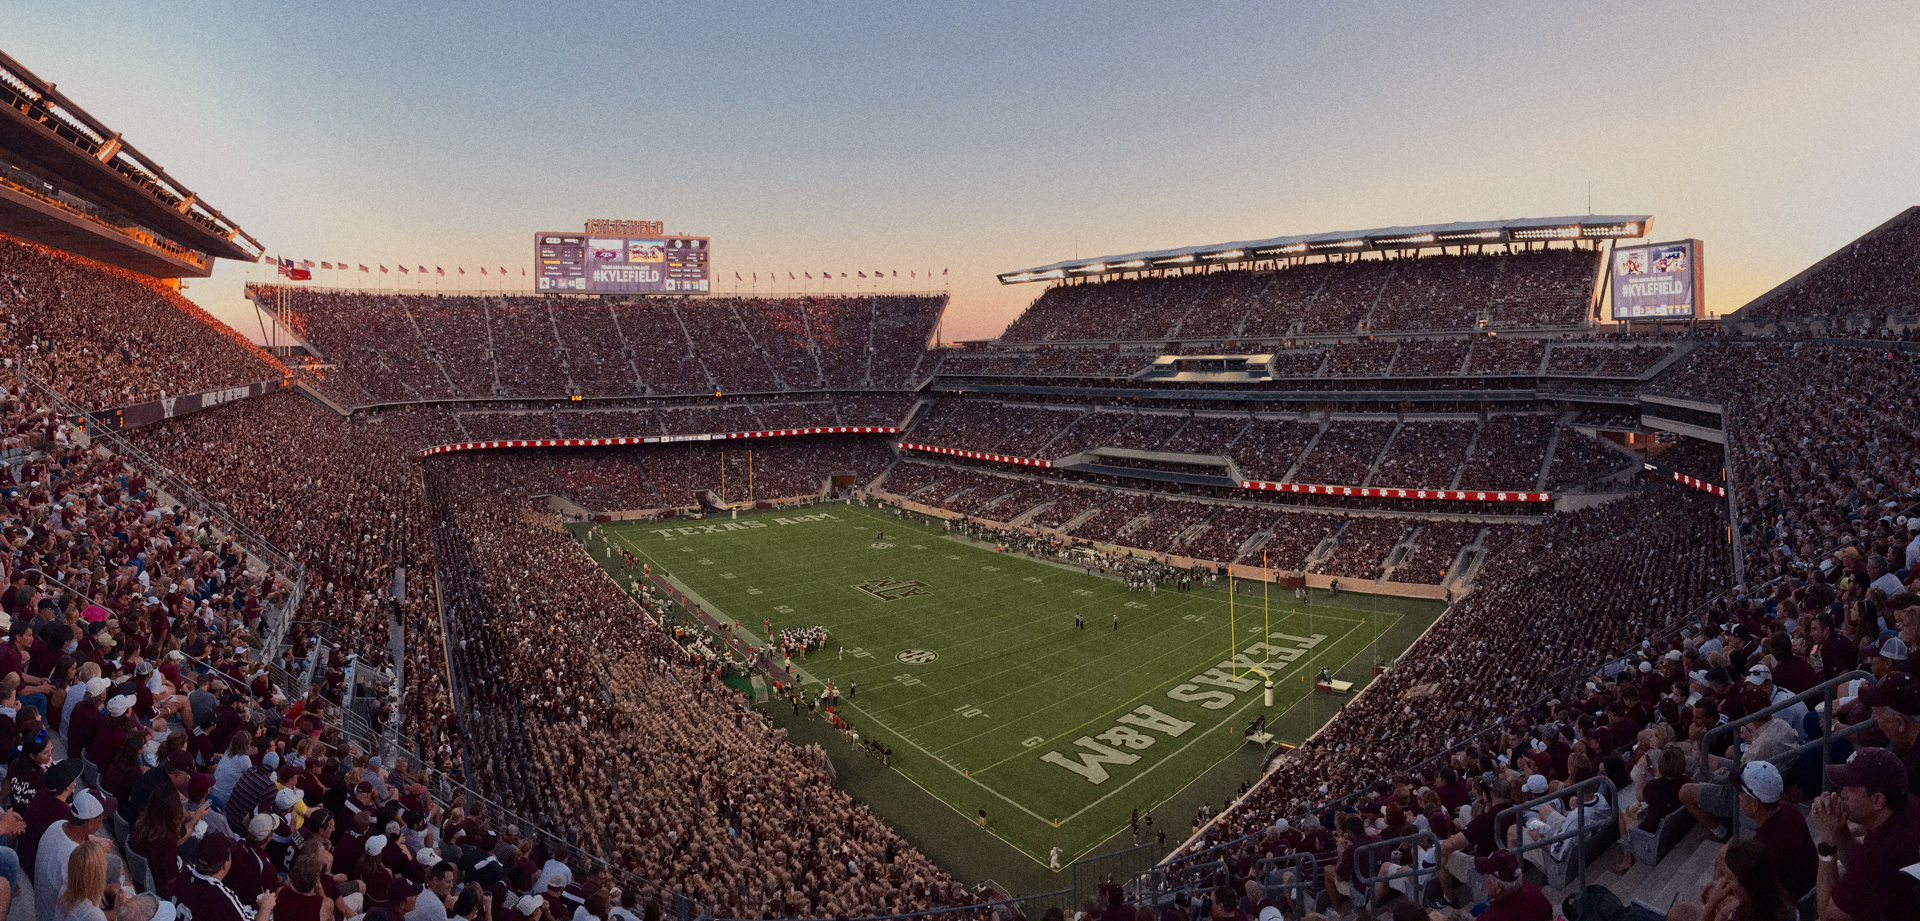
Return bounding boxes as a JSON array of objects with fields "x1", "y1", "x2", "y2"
[{"x1": 1, "y1": 8, "x2": 1918, "y2": 921}]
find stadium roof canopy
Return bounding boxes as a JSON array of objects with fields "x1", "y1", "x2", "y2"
[
  {"x1": 0, "y1": 49, "x2": 262, "y2": 268},
  {"x1": 997, "y1": 215, "x2": 1652, "y2": 284}
]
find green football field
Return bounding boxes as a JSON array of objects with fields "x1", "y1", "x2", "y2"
[{"x1": 595, "y1": 505, "x2": 1419, "y2": 866}]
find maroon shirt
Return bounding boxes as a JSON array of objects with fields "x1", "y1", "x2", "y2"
[
  {"x1": 1635, "y1": 776, "x2": 1685, "y2": 833},
  {"x1": 1833, "y1": 800, "x2": 1920, "y2": 920},
  {"x1": 1772, "y1": 655, "x2": 1820, "y2": 695},
  {"x1": 1753, "y1": 802, "x2": 1816, "y2": 901},
  {"x1": 1477, "y1": 882, "x2": 1554, "y2": 921}
]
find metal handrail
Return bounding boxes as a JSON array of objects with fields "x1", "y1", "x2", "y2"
[
  {"x1": 1499, "y1": 775, "x2": 1618, "y2": 898},
  {"x1": 1697, "y1": 669, "x2": 1872, "y2": 782},
  {"x1": 18, "y1": 372, "x2": 306, "y2": 582},
  {"x1": 1353, "y1": 830, "x2": 1441, "y2": 909}
]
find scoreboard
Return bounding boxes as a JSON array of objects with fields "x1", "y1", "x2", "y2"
[
  {"x1": 535, "y1": 232, "x2": 711, "y2": 294},
  {"x1": 1610, "y1": 239, "x2": 1703, "y2": 320}
]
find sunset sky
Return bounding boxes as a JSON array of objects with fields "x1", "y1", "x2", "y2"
[{"x1": 9, "y1": 2, "x2": 1919, "y2": 342}]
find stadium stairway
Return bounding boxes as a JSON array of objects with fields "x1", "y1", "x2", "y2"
[
  {"x1": 1639, "y1": 338, "x2": 1704, "y2": 380},
  {"x1": 1360, "y1": 420, "x2": 1404, "y2": 487},
  {"x1": 1530, "y1": 820, "x2": 1724, "y2": 915},
  {"x1": 1446, "y1": 421, "x2": 1482, "y2": 490},
  {"x1": 1280, "y1": 421, "x2": 1327, "y2": 484},
  {"x1": 1532, "y1": 423, "x2": 1563, "y2": 491},
  {"x1": 293, "y1": 382, "x2": 353, "y2": 418}
]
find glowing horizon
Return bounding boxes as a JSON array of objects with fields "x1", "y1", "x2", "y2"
[{"x1": 9, "y1": 2, "x2": 1918, "y2": 343}]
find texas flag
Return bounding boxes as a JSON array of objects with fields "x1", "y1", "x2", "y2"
[
  {"x1": 379, "y1": 265, "x2": 389, "y2": 273},
  {"x1": 399, "y1": 266, "x2": 409, "y2": 274}
]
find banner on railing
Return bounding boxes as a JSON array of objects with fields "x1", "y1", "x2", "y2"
[
  {"x1": 897, "y1": 442, "x2": 1055, "y2": 467},
  {"x1": 79, "y1": 378, "x2": 291, "y2": 434},
  {"x1": 419, "y1": 426, "x2": 899, "y2": 457},
  {"x1": 1671, "y1": 470, "x2": 1727, "y2": 497},
  {"x1": 1241, "y1": 480, "x2": 1551, "y2": 502}
]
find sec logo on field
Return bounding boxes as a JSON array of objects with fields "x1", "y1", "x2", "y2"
[{"x1": 896, "y1": 649, "x2": 938, "y2": 665}]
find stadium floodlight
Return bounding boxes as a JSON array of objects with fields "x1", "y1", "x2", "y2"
[
  {"x1": 1154, "y1": 255, "x2": 1196, "y2": 265},
  {"x1": 1114, "y1": 259, "x2": 1147, "y2": 268},
  {"x1": 1202, "y1": 250, "x2": 1244, "y2": 260},
  {"x1": 1035, "y1": 269, "x2": 1065, "y2": 279},
  {"x1": 1512, "y1": 226, "x2": 1581, "y2": 240},
  {"x1": 1435, "y1": 230, "x2": 1502, "y2": 243},
  {"x1": 1308, "y1": 239, "x2": 1366, "y2": 251},
  {"x1": 1254, "y1": 243, "x2": 1310, "y2": 256},
  {"x1": 1374, "y1": 233, "x2": 1436, "y2": 246},
  {"x1": 1578, "y1": 222, "x2": 1643, "y2": 238},
  {"x1": 1075, "y1": 264, "x2": 1108, "y2": 273}
]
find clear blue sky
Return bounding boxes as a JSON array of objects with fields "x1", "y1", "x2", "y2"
[{"x1": 9, "y1": 2, "x2": 1919, "y2": 341}]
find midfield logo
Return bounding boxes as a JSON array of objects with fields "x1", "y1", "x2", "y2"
[{"x1": 855, "y1": 577, "x2": 931, "y2": 602}]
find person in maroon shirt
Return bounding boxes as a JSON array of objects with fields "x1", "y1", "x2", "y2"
[
  {"x1": 1324, "y1": 814, "x2": 1379, "y2": 914},
  {"x1": 274, "y1": 843, "x2": 331, "y2": 921},
  {"x1": 2, "y1": 623, "x2": 54, "y2": 718},
  {"x1": 1472, "y1": 850, "x2": 1551, "y2": 921},
  {"x1": 1770, "y1": 631, "x2": 1821, "y2": 694},
  {"x1": 1814, "y1": 615, "x2": 1861, "y2": 682},
  {"x1": 1729, "y1": 760, "x2": 1817, "y2": 903},
  {"x1": 1438, "y1": 775, "x2": 1516, "y2": 907},
  {"x1": 17, "y1": 758, "x2": 80, "y2": 879},
  {"x1": 1860, "y1": 672, "x2": 1920, "y2": 796},
  {"x1": 1613, "y1": 745, "x2": 1689, "y2": 874},
  {"x1": 1813, "y1": 748, "x2": 1920, "y2": 920},
  {"x1": 1434, "y1": 768, "x2": 1471, "y2": 814},
  {"x1": 175, "y1": 835, "x2": 275, "y2": 921}
]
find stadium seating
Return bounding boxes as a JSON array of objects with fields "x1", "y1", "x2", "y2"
[
  {"x1": 997, "y1": 248, "x2": 1600, "y2": 344},
  {"x1": 1, "y1": 234, "x2": 285, "y2": 409},
  {"x1": 257, "y1": 287, "x2": 946, "y2": 402},
  {"x1": 1738, "y1": 206, "x2": 1920, "y2": 323},
  {"x1": 29, "y1": 204, "x2": 1920, "y2": 921}
]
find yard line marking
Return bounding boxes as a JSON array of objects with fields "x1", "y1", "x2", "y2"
[{"x1": 839, "y1": 701, "x2": 1053, "y2": 825}]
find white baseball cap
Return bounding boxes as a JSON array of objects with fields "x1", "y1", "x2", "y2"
[{"x1": 1738, "y1": 761, "x2": 1784, "y2": 804}]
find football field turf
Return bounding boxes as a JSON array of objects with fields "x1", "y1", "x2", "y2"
[{"x1": 596, "y1": 505, "x2": 1425, "y2": 865}]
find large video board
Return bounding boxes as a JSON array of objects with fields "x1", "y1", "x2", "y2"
[
  {"x1": 1610, "y1": 239, "x2": 1703, "y2": 319},
  {"x1": 535, "y1": 233, "x2": 710, "y2": 293}
]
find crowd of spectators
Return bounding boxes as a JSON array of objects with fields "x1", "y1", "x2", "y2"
[
  {"x1": 1651, "y1": 341, "x2": 1920, "y2": 585},
  {"x1": 1229, "y1": 419, "x2": 1318, "y2": 483},
  {"x1": 1464, "y1": 338, "x2": 1546, "y2": 374},
  {"x1": 124, "y1": 392, "x2": 457, "y2": 772},
  {"x1": 1545, "y1": 426, "x2": 1637, "y2": 490},
  {"x1": 1369, "y1": 420, "x2": 1476, "y2": 490},
  {"x1": 424, "y1": 468, "x2": 960, "y2": 917},
  {"x1": 1321, "y1": 342, "x2": 1398, "y2": 378},
  {"x1": 998, "y1": 247, "x2": 1601, "y2": 344},
  {"x1": 1391, "y1": 522, "x2": 1483, "y2": 585},
  {"x1": 1292, "y1": 421, "x2": 1395, "y2": 487},
  {"x1": 253, "y1": 287, "x2": 947, "y2": 402},
  {"x1": 1178, "y1": 506, "x2": 1280, "y2": 566},
  {"x1": 1313, "y1": 518, "x2": 1413, "y2": 581},
  {"x1": 39, "y1": 228, "x2": 1920, "y2": 919},
  {"x1": 1649, "y1": 436, "x2": 1727, "y2": 485},
  {"x1": 1739, "y1": 207, "x2": 1920, "y2": 322},
  {"x1": 1165, "y1": 486, "x2": 1730, "y2": 902},
  {"x1": 4, "y1": 236, "x2": 285, "y2": 410},
  {"x1": 1454, "y1": 415, "x2": 1555, "y2": 491}
]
